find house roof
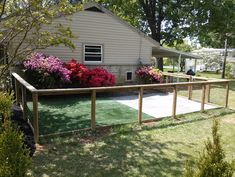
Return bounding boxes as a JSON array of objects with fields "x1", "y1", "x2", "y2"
[{"x1": 152, "y1": 46, "x2": 201, "y2": 59}]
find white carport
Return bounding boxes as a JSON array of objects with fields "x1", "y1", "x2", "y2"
[{"x1": 152, "y1": 46, "x2": 201, "y2": 74}]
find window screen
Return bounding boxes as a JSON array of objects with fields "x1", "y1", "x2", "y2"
[{"x1": 84, "y1": 45, "x2": 102, "y2": 62}]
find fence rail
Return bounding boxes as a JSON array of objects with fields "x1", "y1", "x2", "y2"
[{"x1": 12, "y1": 72, "x2": 230, "y2": 143}]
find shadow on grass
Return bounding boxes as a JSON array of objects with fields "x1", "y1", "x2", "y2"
[
  {"x1": 31, "y1": 108, "x2": 235, "y2": 177},
  {"x1": 111, "y1": 108, "x2": 235, "y2": 135},
  {"x1": 39, "y1": 109, "x2": 91, "y2": 135},
  {"x1": 32, "y1": 131, "x2": 193, "y2": 177}
]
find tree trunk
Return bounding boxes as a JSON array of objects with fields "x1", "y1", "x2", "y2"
[
  {"x1": 139, "y1": 0, "x2": 165, "y2": 71},
  {"x1": 157, "y1": 58, "x2": 163, "y2": 71}
]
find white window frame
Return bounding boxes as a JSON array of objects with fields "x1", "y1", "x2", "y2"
[
  {"x1": 83, "y1": 44, "x2": 103, "y2": 63},
  {"x1": 126, "y1": 71, "x2": 133, "y2": 81}
]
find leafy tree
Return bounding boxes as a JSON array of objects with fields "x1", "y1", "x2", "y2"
[
  {"x1": 92, "y1": 0, "x2": 196, "y2": 70},
  {"x1": 183, "y1": 119, "x2": 234, "y2": 177},
  {"x1": 194, "y1": 0, "x2": 235, "y2": 48},
  {"x1": 88, "y1": 0, "x2": 235, "y2": 70},
  {"x1": 174, "y1": 42, "x2": 192, "y2": 53},
  {"x1": 0, "y1": 0, "x2": 82, "y2": 90}
]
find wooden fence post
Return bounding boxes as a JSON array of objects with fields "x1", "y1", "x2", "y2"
[
  {"x1": 225, "y1": 82, "x2": 229, "y2": 108},
  {"x1": 205, "y1": 84, "x2": 210, "y2": 103},
  {"x1": 172, "y1": 85, "x2": 177, "y2": 119},
  {"x1": 14, "y1": 79, "x2": 20, "y2": 105},
  {"x1": 21, "y1": 86, "x2": 27, "y2": 120},
  {"x1": 138, "y1": 87, "x2": 143, "y2": 124},
  {"x1": 201, "y1": 84, "x2": 206, "y2": 112},
  {"x1": 188, "y1": 76, "x2": 192, "y2": 100},
  {"x1": 91, "y1": 90, "x2": 96, "y2": 130},
  {"x1": 32, "y1": 93, "x2": 39, "y2": 143}
]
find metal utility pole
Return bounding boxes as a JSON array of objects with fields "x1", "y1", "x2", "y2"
[{"x1": 222, "y1": 38, "x2": 228, "y2": 79}]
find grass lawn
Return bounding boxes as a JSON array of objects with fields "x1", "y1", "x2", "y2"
[
  {"x1": 31, "y1": 108, "x2": 235, "y2": 177},
  {"x1": 196, "y1": 71, "x2": 222, "y2": 79},
  {"x1": 178, "y1": 71, "x2": 235, "y2": 108},
  {"x1": 30, "y1": 71, "x2": 235, "y2": 176}
]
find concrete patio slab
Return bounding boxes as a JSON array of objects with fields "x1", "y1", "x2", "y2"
[{"x1": 113, "y1": 92, "x2": 218, "y2": 118}]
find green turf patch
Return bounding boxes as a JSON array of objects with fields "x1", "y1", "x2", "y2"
[{"x1": 27, "y1": 95, "x2": 152, "y2": 135}]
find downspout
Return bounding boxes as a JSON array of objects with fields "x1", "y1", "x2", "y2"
[
  {"x1": 177, "y1": 54, "x2": 181, "y2": 82},
  {"x1": 138, "y1": 34, "x2": 143, "y2": 64},
  {"x1": 194, "y1": 59, "x2": 197, "y2": 73}
]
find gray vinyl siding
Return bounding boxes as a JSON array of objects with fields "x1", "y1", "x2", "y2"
[{"x1": 40, "y1": 10, "x2": 155, "y2": 65}]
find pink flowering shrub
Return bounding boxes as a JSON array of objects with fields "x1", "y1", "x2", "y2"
[
  {"x1": 135, "y1": 66, "x2": 163, "y2": 84},
  {"x1": 23, "y1": 53, "x2": 71, "y2": 88},
  {"x1": 66, "y1": 60, "x2": 116, "y2": 87}
]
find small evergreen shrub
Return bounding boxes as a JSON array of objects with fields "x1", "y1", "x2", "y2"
[
  {"x1": 0, "y1": 92, "x2": 32, "y2": 177},
  {"x1": 0, "y1": 120, "x2": 32, "y2": 177},
  {"x1": 183, "y1": 119, "x2": 234, "y2": 177},
  {"x1": 23, "y1": 53, "x2": 71, "y2": 88},
  {"x1": 135, "y1": 66, "x2": 163, "y2": 84},
  {"x1": 0, "y1": 92, "x2": 13, "y2": 119}
]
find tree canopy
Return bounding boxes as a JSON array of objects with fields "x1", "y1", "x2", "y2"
[
  {"x1": 91, "y1": 0, "x2": 234, "y2": 70},
  {"x1": 92, "y1": 0, "x2": 235, "y2": 48},
  {"x1": 0, "y1": 0, "x2": 82, "y2": 62},
  {"x1": 0, "y1": 0, "x2": 82, "y2": 90}
]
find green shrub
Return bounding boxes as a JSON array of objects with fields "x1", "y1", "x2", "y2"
[
  {"x1": 183, "y1": 119, "x2": 234, "y2": 177},
  {"x1": 0, "y1": 121, "x2": 32, "y2": 177},
  {"x1": 0, "y1": 92, "x2": 13, "y2": 119},
  {"x1": 225, "y1": 63, "x2": 235, "y2": 79},
  {"x1": 0, "y1": 91, "x2": 32, "y2": 177}
]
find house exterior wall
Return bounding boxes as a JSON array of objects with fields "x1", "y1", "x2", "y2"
[
  {"x1": 35, "y1": 10, "x2": 157, "y2": 84},
  {"x1": 41, "y1": 10, "x2": 155, "y2": 65},
  {"x1": 10, "y1": 9, "x2": 157, "y2": 84},
  {"x1": 42, "y1": 11, "x2": 154, "y2": 65}
]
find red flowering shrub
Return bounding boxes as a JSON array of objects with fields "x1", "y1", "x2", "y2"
[
  {"x1": 67, "y1": 60, "x2": 116, "y2": 87},
  {"x1": 86, "y1": 67, "x2": 116, "y2": 87},
  {"x1": 67, "y1": 59, "x2": 89, "y2": 87},
  {"x1": 135, "y1": 66, "x2": 163, "y2": 84}
]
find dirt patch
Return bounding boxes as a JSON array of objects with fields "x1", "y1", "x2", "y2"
[
  {"x1": 77, "y1": 127, "x2": 111, "y2": 144},
  {"x1": 222, "y1": 117, "x2": 235, "y2": 124},
  {"x1": 34, "y1": 127, "x2": 112, "y2": 154},
  {"x1": 143, "y1": 121, "x2": 158, "y2": 127}
]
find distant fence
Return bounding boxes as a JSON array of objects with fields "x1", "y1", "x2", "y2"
[{"x1": 12, "y1": 72, "x2": 230, "y2": 143}]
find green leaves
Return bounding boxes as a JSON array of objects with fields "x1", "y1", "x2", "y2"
[
  {"x1": 0, "y1": 117, "x2": 31, "y2": 177},
  {"x1": 0, "y1": 92, "x2": 13, "y2": 119},
  {"x1": 0, "y1": 0, "x2": 82, "y2": 89},
  {"x1": 0, "y1": 0, "x2": 82, "y2": 63},
  {"x1": 183, "y1": 119, "x2": 234, "y2": 177},
  {"x1": 91, "y1": 0, "x2": 234, "y2": 48},
  {"x1": 195, "y1": 0, "x2": 235, "y2": 48}
]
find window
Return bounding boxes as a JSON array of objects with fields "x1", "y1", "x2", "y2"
[
  {"x1": 84, "y1": 44, "x2": 102, "y2": 62},
  {"x1": 126, "y1": 71, "x2": 133, "y2": 81}
]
